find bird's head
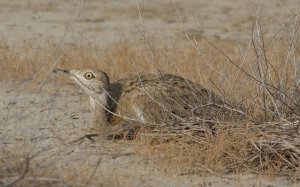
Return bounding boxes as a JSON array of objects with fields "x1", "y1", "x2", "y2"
[{"x1": 53, "y1": 68, "x2": 110, "y2": 99}]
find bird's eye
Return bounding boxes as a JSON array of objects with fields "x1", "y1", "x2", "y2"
[{"x1": 84, "y1": 72, "x2": 94, "y2": 80}]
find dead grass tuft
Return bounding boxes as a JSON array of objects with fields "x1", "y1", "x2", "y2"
[{"x1": 136, "y1": 121, "x2": 300, "y2": 177}]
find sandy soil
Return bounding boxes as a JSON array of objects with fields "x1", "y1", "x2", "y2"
[
  {"x1": 1, "y1": 0, "x2": 300, "y2": 186},
  {"x1": 0, "y1": 0, "x2": 297, "y2": 45}
]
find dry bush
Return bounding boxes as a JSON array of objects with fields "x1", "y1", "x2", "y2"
[
  {"x1": 132, "y1": 3, "x2": 300, "y2": 177},
  {"x1": 135, "y1": 121, "x2": 300, "y2": 177}
]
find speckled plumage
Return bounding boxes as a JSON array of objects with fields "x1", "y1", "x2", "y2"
[
  {"x1": 53, "y1": 68, "x2": 234, "y2": 135},
  {"x1": 108, "y1": 73, "x2": 224, "y2": 124}
]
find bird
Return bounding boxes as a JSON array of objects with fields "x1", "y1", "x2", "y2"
[{"x1": 53, "y1": 68, "x2": 243, "y2": 137}]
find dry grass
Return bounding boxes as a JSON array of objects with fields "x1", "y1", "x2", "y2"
[
  {"x1": 135, "y1": 121, "x2": 300, "y2": 177},
  {"x1": 1, "y1": 4, "x2": 300, "y2": 186}
]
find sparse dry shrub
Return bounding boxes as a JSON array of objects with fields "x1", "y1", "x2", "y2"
[
  {"x1": 136, "y1": 121, "x2": 300, "y2": 177},
  {"x1": 125, "y1": 3, "x2": 300, "y2": 177}
]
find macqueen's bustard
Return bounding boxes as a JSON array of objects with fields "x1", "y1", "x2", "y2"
[{"x1": 53, "y1": 68, "x2": 242, "y2": 137}]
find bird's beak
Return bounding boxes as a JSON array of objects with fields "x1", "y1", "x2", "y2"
[
  {"x1": 52, "y1": 68, "x2": 79, "y2": 85},
  {"x1": 52, "y1": 68, "x2": 70, "y2": 76}
]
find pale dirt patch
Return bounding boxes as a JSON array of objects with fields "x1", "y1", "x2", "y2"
[{"x1": 0, "y1": 0, "x2": 297, "y2": 45}]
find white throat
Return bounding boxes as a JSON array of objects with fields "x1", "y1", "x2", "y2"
[{"x1": 89, "y1": 92, "x2": 108, "y2": 110}]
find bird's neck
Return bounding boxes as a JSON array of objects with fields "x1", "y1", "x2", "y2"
[{"x1": 89, "y1": 92, "x2": 109, "y2": 132}]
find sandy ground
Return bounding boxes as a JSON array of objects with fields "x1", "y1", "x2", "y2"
[
  {"x1": 1, "y1": 0, "x2": 300, "y2": 186},
  {"x1": 0, "y1": 0, "x2": 297, "y2": 45}
]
